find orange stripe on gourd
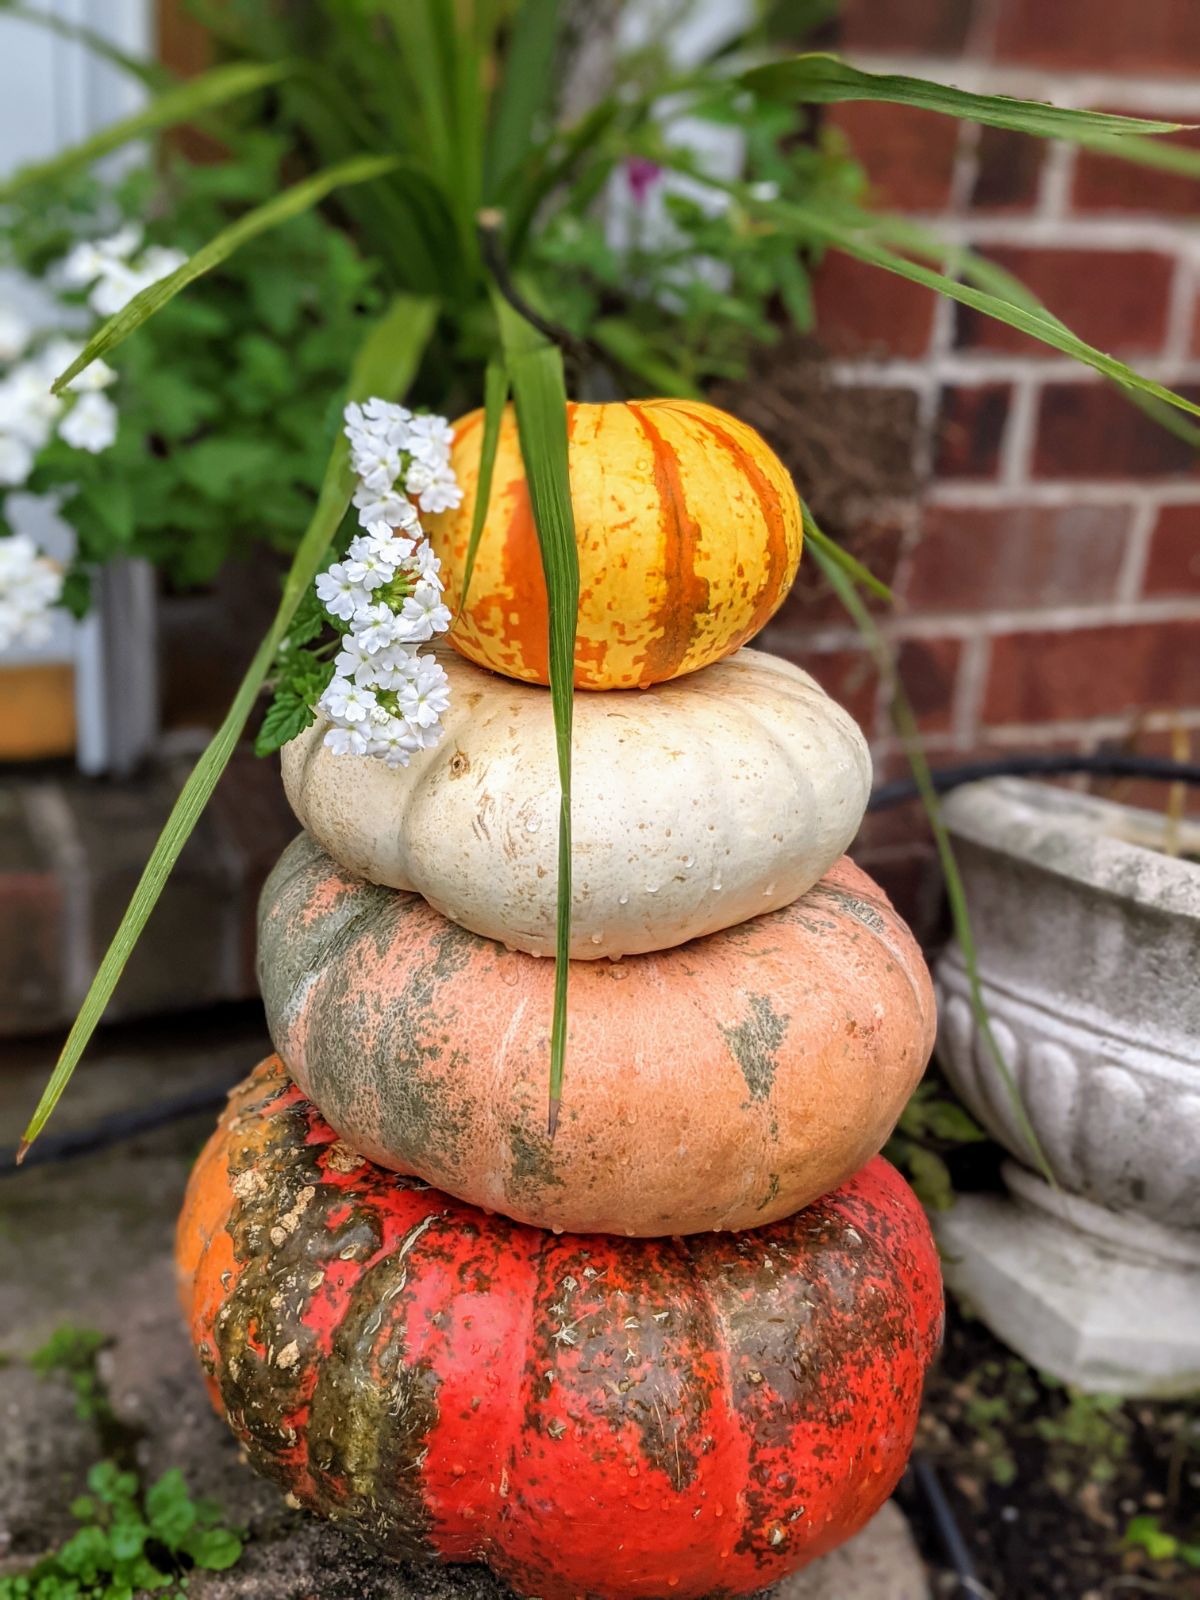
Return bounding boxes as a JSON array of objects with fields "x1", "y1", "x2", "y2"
[{"x1": 424, "y1": 399, "x2": 804, "y2": 690}]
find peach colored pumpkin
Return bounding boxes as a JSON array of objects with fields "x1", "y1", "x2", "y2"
[
  {"x1": 258, "y1": 834, "x2": 935, "y2": 1237},
  {"x1": 424, "y1": 400, "x2": 803, "y2": 689}
]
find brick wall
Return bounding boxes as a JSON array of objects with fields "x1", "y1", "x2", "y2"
[{"x1": 763, "y1": 0, "x2": 1200, "y2": 924}]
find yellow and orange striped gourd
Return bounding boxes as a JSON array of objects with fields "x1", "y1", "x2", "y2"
[{"x1": 425, "y1": 398, "x2": 804, "y2": 689}]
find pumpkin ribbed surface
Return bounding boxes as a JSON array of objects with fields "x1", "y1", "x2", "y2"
[
  {"x1": 257, "y1": 834, "x2": 935, "y2": 1236},
  {"x1": 424, "y1": 400, "x2": 803, "y2": 689},
  {"x1": 177, "y1": 1057, "x2": 943, "y2": 1600},
  {"x1": 280, "y1": 644, "x2": 871, "y2": 959}
]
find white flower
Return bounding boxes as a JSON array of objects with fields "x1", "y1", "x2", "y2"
[
  {"x1": 363, "y1": 642, "x2": 419, "y2": 690},
  {"x1": 353, "y1": 601, "x2": 406, "y2": 654},
  {"x1": 86, "y1": 245, "x2": 187, "y2": 317},
  {"x1": 0, "y1": 307, "x2": 31, "y2": 362},
  {"x1": 397, "y1": 655, "x2": 450, "y2": 728},
  {"x1": 398, "y1": 578, "x2": 451, "y2": 641},
  {"x1": 406, "y1": 455, "x2": 462, "y2": 514},
  {"x1": 406, "y1": 412, "x2": 455, "y2": 461},
  {"x1": 59, "y1": 391, "x2": 117, "y2": 453},
  {"x1": 362, "y1": 520, "x2": 416, "y2": 562},
  {"x1": 137, "y1": 245, "x2": 187, "y2": 281},
  {"x1": 0, "y1": 362, "x2": 62, "y2": 448},
  {"x1": 352, "y1": 484, "x2": 421, "y2": 532},
  {"x1": 61, "y1": 240, "x2": 113, "y2": 287},
  {"x1": 367, "y1": 717, "x2": 421, "y2": 768},
  {"x1": 332, "y1": 633, "x2": 374, "y2": 683},
  {"x1": 89, "y1": 263, "x2": 145, "y2": 317},
  {"x1": 0, "y1": 434, "x2": 34, "y2": 487},
  {"x1": 323, "y1": 724, "x2": 369, "y2": 757},
  {"x1": 315, "y1": 562, "x2": 368, "y2": 621},
  {"x1": 98, "y1": 224, "x2": 144, "y2": 261},
  {"x1": 0, "y1": 534, "x2": 63, "y2": 651},
  {"x1": 319, "y1": 675, "x2": 375, "y2": 725},
  {"x1": 351, "y1": 438, "x2": 401, "y2": 494},
  {"x1": 412, "y1": 543, "x2": 442, "y2": 580},
  {"x1": 344, "y1": 534, "x2": 398, "y2": 592}
]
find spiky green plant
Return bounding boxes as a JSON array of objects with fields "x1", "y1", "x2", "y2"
[{"x1": 9, "y1": 0, "x2": 1200, "y2": 1152}]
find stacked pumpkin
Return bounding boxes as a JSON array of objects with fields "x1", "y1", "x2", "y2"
[{"x1": 177, "y1": 400, "x2": 943, "y2": 1600}]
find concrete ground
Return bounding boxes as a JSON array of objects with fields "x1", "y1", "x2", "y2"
[{"x1": 0, "y1": 1012, "x2": 928, "y2": 1600}]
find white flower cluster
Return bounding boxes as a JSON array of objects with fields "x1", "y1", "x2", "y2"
[
  {"x1": 0, "y1": 333, "x2": 118, "y2": 487},
  {"x1": 313, "y1": 400, "x2": 461, "y2": 767},
  {"x1": 0, "y1": 225, "x2": 187, "y2": 493},
  {"x1": 60, "y1": 224, "x2": 187, "y2": 320},
  {"x1": 0, "y1": 533, "x2": 64, "y2": 651}
]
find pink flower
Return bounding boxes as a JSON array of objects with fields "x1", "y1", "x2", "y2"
[{"x1": 625, "y1": 157, "x2": 662, "y2": 206}]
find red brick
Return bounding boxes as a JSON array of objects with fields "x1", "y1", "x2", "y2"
[
  {"x1": 896, "y1": 636, "x2": 963, "y2": 732},
  {"x1": 1033, "y1": 383, "x2": 1200, "y2": 480},
  {"x1": 1143, "y1": 504, "x2": 1200, "y2": 595},
  {"x1": 1074, "y1": 118, "x2": 1200, "y2": 215},
  {"x1": 995, "y1": 0, "x2": 1200, "y2": 73},
  {"x1": 785, "y1": 647, "x2": 880, "y2": 732},
  {"x1": 982, "y1": 619, "x2": 1200, "y2": 724},
  {"x1": 934, "y1": 384, "x2": 1011, "y2": 479},
  {"x1": 903, "y1": 503, "x2": 1132, "y2": 611},
  {"x1": 969, "y1": 127, "x2": 1043, "y2": 212},
  {"x1": 828, "y1": 102, "x2": 961, "y2": 211},
  {"x1": 763, "y1": 517, "x2": 905, "y2": 629},
  {"x1": 954, "y1": 248, "x2": 1174, "y2": 358},
  {"x1": 813, "y1": 254, "x2": 936, "y2": 358},
  {"x1": 1089, "y1": 728, "x2": 1200, "y2": 817},
  {"x1": 841, "y1": 0, "x2": 974, "y2": 54}
]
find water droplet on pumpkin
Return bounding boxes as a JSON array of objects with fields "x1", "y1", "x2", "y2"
[
  {"x1": 628, "y1": 1465, "x2": 639, "y2": 1478},
  {"x1": 763, "y1": 881, "x2": 776, "y2": 896},
  {"x1": 589, "y1": 932, "x2": 603, "y2": 945},
  {"x1": 552, "y1": 1225, "x2": 564, "y2": 1235},
  {"x1": 645, "y1": 883, "x2": 659, "y2": 895},
  {"x1": 681, "y1": 854, "x2": 694, "y2": 868},
  {"x1": 525, "y1": 817, "x2": 541, "y2": 833},
  {"x1": 712, "y1": 880, "x2": 723, "y2": 892},
  {"x1": 617, "y1": 892, "x2": 629, "y2": 905}
]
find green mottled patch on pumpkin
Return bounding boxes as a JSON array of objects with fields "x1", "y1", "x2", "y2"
[
  {"x1": 720, "y1": 992, "x2": 789, "y2": 1102},
  {"x1": 507, "y1": 1120, "x2": 565, "y2": 1200}
]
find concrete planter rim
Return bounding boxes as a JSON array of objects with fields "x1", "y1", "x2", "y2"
[{"x1": 940, "y1": 777, "x2": 1200, "y2": 921}]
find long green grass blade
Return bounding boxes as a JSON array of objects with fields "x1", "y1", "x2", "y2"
[
  {"x1": 52, "y1": 154, "x2": 404, "y2": 394},
  {"x1": 770, "y1": 201, "x2": 1200, "y2": 421},
  {"x1": 494, "y1": 295, "x2": 578, "y2": 1138},
  {"x1": 744, "y1": 53, "x2": 1188, "y2": 141},
  {"x1": 458, "y1": 360, "x2": 510, "y2": 613},
  {"x1": 18, "y1": 295, "x2": 438, "y2": 1158},
  {"x1": 0, "y1": 60, "x2": 292, "y2": 202},
  {"x1": 0, "y1": 1, "x2": 172, "y2": 90},
  {"x1": 809, "y1": 542, "x2": 1053, "y2": 1185},
  {"x1": 800, "y1": 501, "x2": 892, "y2": 602},
  {"x1": 485, "y1": 0, "x2": 564, "y2": 200}
]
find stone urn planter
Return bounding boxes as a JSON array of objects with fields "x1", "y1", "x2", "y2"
[{"x1": 933, "y1": 777, "x2": 1200, "y2": 1396}]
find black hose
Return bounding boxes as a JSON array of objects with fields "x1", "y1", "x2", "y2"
[
  {"x1": 909, "y1": 1455, "x2": 993, "y2": 1598},
  {"x1": 868, "y1": 751, "x2": 1200, "y2": 810},
  {"x1": 1, "y1": 1077, "x2": 240, "y2": 1175}
]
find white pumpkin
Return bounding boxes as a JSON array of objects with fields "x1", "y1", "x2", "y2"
[{"x1": 281, "y1": 644, "x2": 871, "y2": 959}]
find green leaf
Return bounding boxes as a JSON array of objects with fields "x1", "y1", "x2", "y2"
[
  {"x1": 771, "y1": 201, "x2": 1200, "y2": 422},
  {"x1": 457, "y1": 359, "x2": 509, "y2": 613},
  {"x1": 145, "y1": 1471, "x2": 195, "y2": 1546},
  {"x1": 800, "y1": 500, "x2": 891, "y2": 602},
  {"x1": 53, "y1": 154, "x2": 405, "y2": 394},
  {"x1": 809, "y1": 541, "x2": 1054, "y2": 1186},
  {"x1": 0, "y1": 61, "x2": 292, "y2": 203},
  {"x1": 181, "y1": 1528, "x2": 242, "y2": 1573},
  {"x1": 494, "y1": 294, "x2": 578, "y2": 1136},
  {"x1": 485, "y1": 0, "x2": 564, "y2": 200},
  {"x1": 19, "y1": 294, "x2": 438, "y2": 1156},
  {"x1": 743, "y1": 52, "x2": 1189, "y2": 141}
]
